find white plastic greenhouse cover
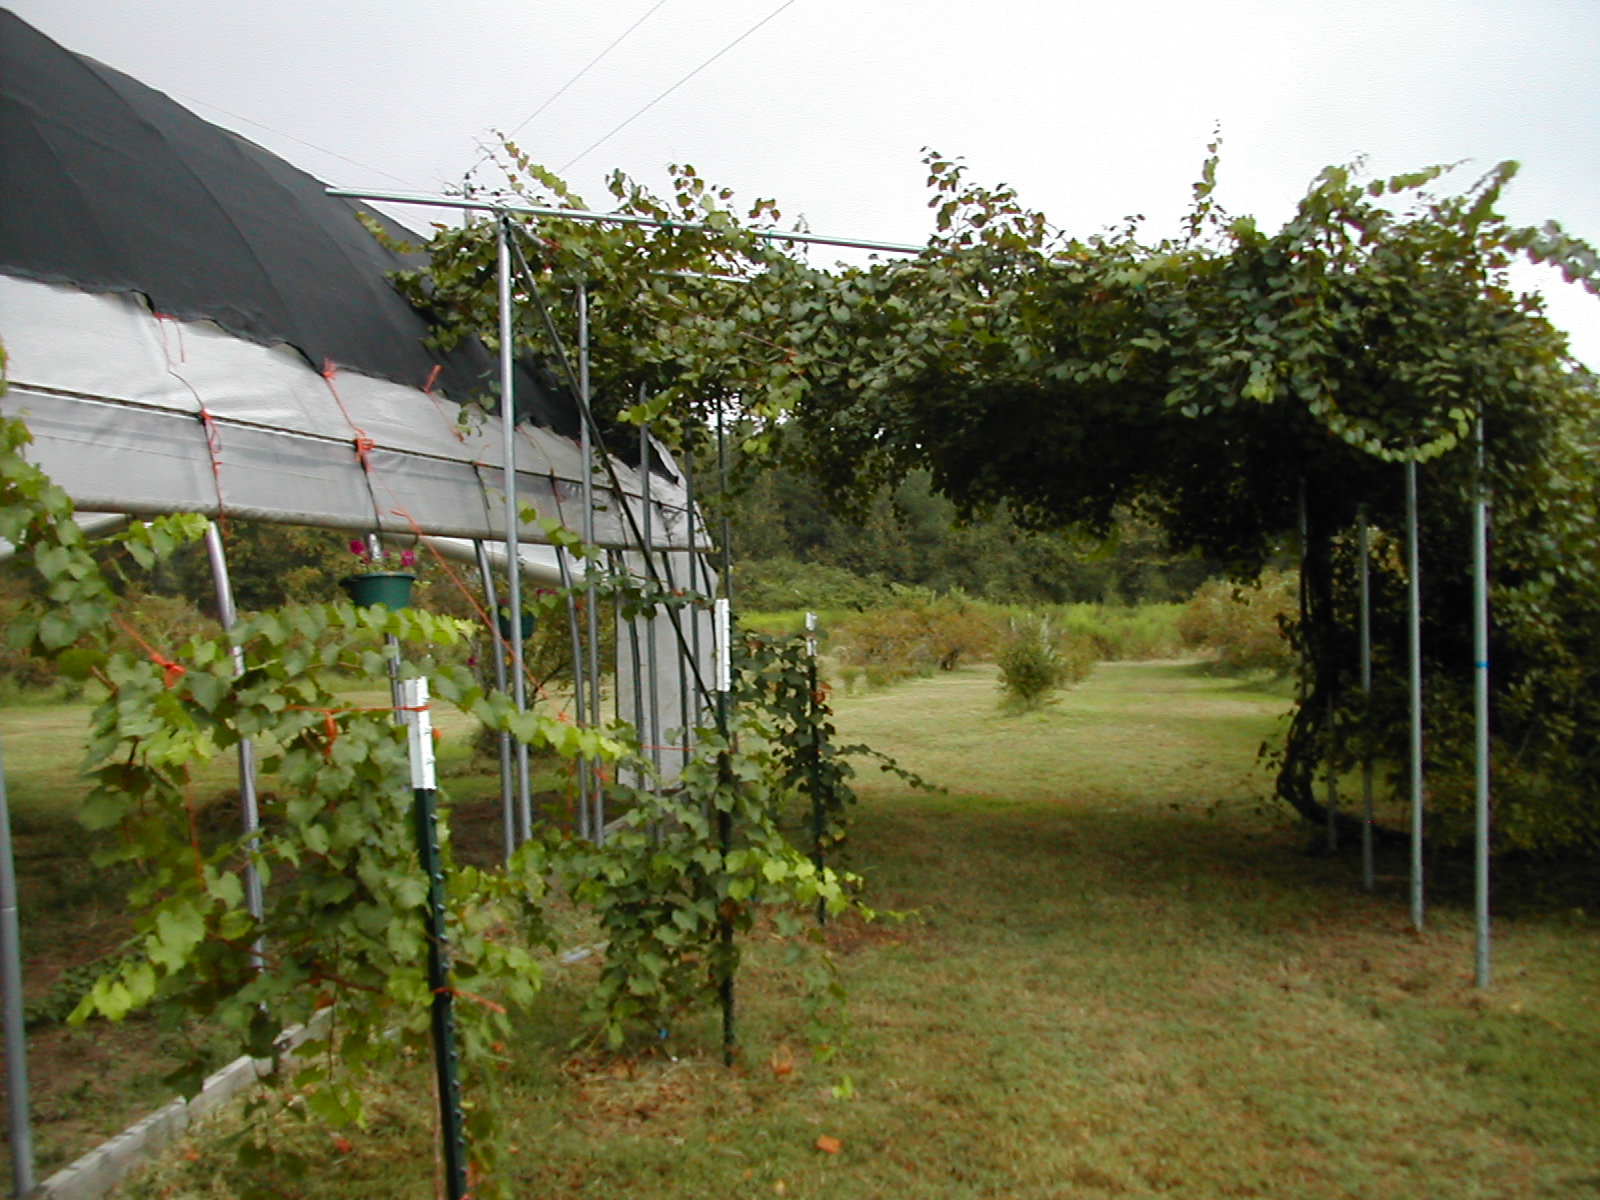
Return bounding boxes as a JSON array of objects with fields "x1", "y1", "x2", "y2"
[{"x1": 0, "y1": 273, "x2": 696, "y2": 550}]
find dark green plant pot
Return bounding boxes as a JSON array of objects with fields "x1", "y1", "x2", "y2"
[
  {"x1": 339, "y1": 572, "x2": 415, "y2": 611},
  {"x1": 495, "y1": 608, "x2": 537, "y2": 641}
]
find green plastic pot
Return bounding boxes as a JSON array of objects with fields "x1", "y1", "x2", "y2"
[
  {"x1": 339, "y1": 571, "x2": 415, "y2": 611},
  {"x1": 495, "y1": 608, "x2": 537, "y2": 641}
]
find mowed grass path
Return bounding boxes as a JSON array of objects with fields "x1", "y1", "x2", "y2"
[
  {"x1": 128, "y1": 662, "x2": 1600, "y2": 1198},
  {"x1": 817, "y1": 663, "x2": 1600, "y2": 1199}
]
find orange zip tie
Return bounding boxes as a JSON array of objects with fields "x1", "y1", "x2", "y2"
[
  {"x1": 439, "y1": 986, "x2": 507, "y2": 1015},
  {"x1": 114, "y1": 616, "x2": 188, "y2": 688},
  {"x1": 196, "y1": 404, "x2": 228, "y2": 531},
  {"x1": 153, "y1": 654, "x2": 187, "y2": 689},
  {"x1": 151, "y1": 311, "x2": 227, "y2": 527},
  {"x1": 320, "y1": 361, "x2": 377, "y2": 470},
  {"x1": 277, "y1": 702, "x2": 429, "y2": 758},
  {"x1": 419, "y1": 365, "x2": 467, "y2": 442}
]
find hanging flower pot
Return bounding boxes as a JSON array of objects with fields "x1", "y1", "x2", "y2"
[
  {"x1": 495, "y1": 607, "x2": 537, "y2": 641},
  {"x1": 339, "y1": 571, "x2": 416, "y2": 611},
  {"x1": 340, "y1": 539, "x2": 418, "y2": 610}
]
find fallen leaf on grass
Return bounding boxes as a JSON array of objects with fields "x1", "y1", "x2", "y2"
[
  {"x1": 815, "y1": 1134, "x2": 843, "y2": 1154},
  {"x1": 770, "y1": 1043, "x2": 795, "y2": 1078}
]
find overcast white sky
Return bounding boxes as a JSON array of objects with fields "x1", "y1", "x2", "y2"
[{"x1": 11, "y1": 0, "x2": 1600, "y2": 363}]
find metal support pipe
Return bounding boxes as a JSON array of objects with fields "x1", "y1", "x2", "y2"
[
  {"x1": 474, "y1": 539, "x2": 517, "y2": 861},
  {"x1": 1473, "y1": 421, "x2": 1492, "y2": 987},
  {"x1": 1358, "y1": 508, "x2": 1375, "y2": 892},
  {"x1": 507, "y1": 235, "x2": 712, "y2": 704},
  {"x1": 1406, "y1": 456, "x2": 1425, "y2": 932},
  {"x1": 326, "y1": 187, "x2": 924, "y2": 256},
  {"x1": 0, "y1": 738, "x2": 35, "y2": 1198},
  {"x1": 717, "y1": 411, "x2": 733, "y2": 605},
  {"x1": 557, "y1": 546, "x2": 591, "y2": 840},
  {"x1": 641, "y1": 422, "x2": 662, "y2": 781},
  {"x1": 366, "y1": 533, "x2": 407, "y2": 723},
  {"x1": 204, "y1": 523, "x2": 265, "y2": 963},
  {"x1": 578, "y1": 283, "x2": 605, "y2": 842},
  {"x1": 625, "y1": 566, "x2": 647, "y2": 762},
  {"x1": 683, "y1": 452, "x2": 704, "y2": 749},
  {"x1": 497, "y1": 219, "x2": 534, "y2": 844},
  {"x1": 610, "y1": 550, "x2": 626, "y2": 754}
]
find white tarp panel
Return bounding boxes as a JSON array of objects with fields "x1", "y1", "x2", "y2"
[
  {"x1": 0, "y1": 275, "x2": 694, "y2": 549},
  {"x1": 616, "y1": 548, "x2": 718, "y2": 785}
]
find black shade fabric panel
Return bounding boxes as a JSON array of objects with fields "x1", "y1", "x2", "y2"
[{"x1": 0, "y1": 8, "x2": 577, "y2": 436}]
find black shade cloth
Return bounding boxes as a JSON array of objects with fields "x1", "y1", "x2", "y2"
[{"x1": 0, "y1": 8, "x2": 576, "y2": 435}]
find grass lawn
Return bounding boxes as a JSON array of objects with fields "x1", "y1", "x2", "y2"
[{"x1": 21, "y1": 662, "x2": 1600, "y2": 1198}]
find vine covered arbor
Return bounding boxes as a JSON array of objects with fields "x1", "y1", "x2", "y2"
[{"x1": 409, "y1": 146, "x2": 1600, "y2": 859}]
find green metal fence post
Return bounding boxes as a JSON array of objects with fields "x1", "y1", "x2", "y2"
[{"x1": 403, "y1": 678, "x2": 468, "y2": 1200}]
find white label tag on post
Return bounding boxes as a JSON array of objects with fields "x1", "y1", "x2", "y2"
[
  {"x1": 714, "y1": 597, "x2": 732, "y2": 693},
  {"x1": 402, "y1": 677, "x2": 436, "y2": 790}
]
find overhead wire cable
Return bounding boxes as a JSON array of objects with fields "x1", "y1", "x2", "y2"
[
  {"x1": 174, "y1": 93, "x2": 422, "y2": 188},
  {"x1": 558, "y1": 0, "x2": 797, "y2": 172},
  {"x1": 469, "y1": 0, "x2": 672, "y2": 176}
]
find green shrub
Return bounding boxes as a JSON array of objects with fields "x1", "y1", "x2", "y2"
[
  {"x1": 1053, "y1": 602, "x2": 1186, "y2": 661},
  {"x1": 1178, "y1": 569, "x2": 1298, "y2": 674},
  {"x1": 830, "y1": 592, "x2": 1000, "y2": 686},
  {"x1": 996, "y1": 615, "x2": 1093, "y2": 711}
]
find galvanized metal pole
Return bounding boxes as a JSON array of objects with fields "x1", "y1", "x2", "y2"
[
  {"x1": 683, "y1": 451, "x2": 704, "y2": 752},
  {"x1": 1473, "y1": 420, "x2": 1492, "y2": 987},
  {"x1": 1406, "y1": 456, "x2": 1425, "y2": 932},
  {"x1": 473, "y1": 540, "x2": 518, "y2": 862},
  {"x1": 204, "y1": 523, "x2": 265, "y2": 963},
  {"x1": 327, "y1": 187, "x2": 924, "y2": 256},
  {"x1": 504, "y1": 237, "x2": 715, "y2": 710},
  {"x1": 1357, "y1": 508, "x2": 1375, "y2": 892},
  {"x1": 625, "y1": 569, "x2": 647, "y2": 760},
  {"x1": 0, "y1": 738, "x2": 35, "y2": 1198},
  {"x1": 641, "y1": 422, "x2": 663, "y2": 780},
  {"x1": 497, "y1": 219, "x2": 533, "y2": 844},
  {"x1": 610, "y1": 548, "x2": 626, "y2": 750},
  {"x1": 557, "y1": 546, "x2": 591, "y2": 841},
  {"x1": 717, "y1": 409, "x2": 734, "y2": 605},
  {"x1": 364, "y1": 533, "x2": 407, "y2": 724},
  {"x1": 578, "y1": 283, "x2": 605, "y2": 842},
  {"x1": 560, "y1": 550, "x2": 592, "y2": 838}
]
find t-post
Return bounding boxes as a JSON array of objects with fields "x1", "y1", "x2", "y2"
[
  {"x1": 403, "y1": 678, "x2": 467, "y2": 1200},
  {"x1": 805, "y1": 612, "x2": 828, "y2": 927}
]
